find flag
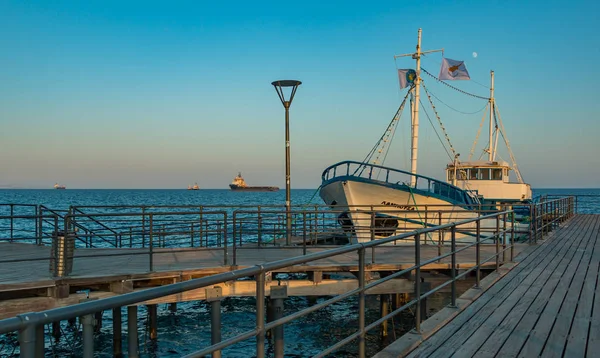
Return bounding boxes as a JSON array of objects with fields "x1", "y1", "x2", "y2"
[
  {"x1": 439, "y1": 58, "x2": 471, "y2": 80},
  {"x1": 397, "y1": 69, "x2": 416, "y2": 89}
]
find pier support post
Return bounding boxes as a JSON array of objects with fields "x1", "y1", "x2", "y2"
[
  {"x1": 81, "y1": 313, "x2": 95, "y2": 358},
  {"x1": 266, "y1": 298, "x2": 273, "y2": 339},
  {"x1": 169, "y1": 302, "x2": 177, "y2": 313},
  {"x1": 35, "y1": 323, "x2": 44, "y2": 357},
  {"x1": 113, "y1": 308, "x2": 123, "y2": 357},
  {"x1": 52, "y1": 321, "x2": 61, "y2": 341},
  {"x1": 206, "y1": 287, "x2": 223, "y2": 358},
  {"x1": 148, "y1": 304, "x2": 158, "y2": 340},
  {"x1": 380, "y1": 294, "x2": 389, "y2": 338},
  {"x1": 270, "y1": 285, "x2": 288, "y2": 358},
  {"x1": 127, "y1": 306, "x2": 139, "y2": 358},
  {"x1": 94, "y1": 311, "x2": 103, "y2": 333}
]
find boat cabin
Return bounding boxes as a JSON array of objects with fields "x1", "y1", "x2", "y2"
[{"x1": 445, "y1": 160, "x2": 532, "y2": 204}]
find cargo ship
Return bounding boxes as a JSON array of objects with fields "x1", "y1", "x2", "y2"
[{"x1": 229, "y1": 173, "x2": 279, "y2": 192}]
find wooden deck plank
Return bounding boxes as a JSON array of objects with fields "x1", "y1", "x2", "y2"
[
  {"x1": 587, "y1": 258, "x2": 600, "y2": 356},
  {"x1": 448, "y1": 215, "x2": 593, "y2": 357},
  {"x1": 476, "y1": 215, "x2": 596, "y2": 357},
  {"x1": 548, "y1": 215, "x2": 600, "y2": 357},
  {"x1": 565, "y1": 226, "x2": 600, "y2": 356},
  {"x1": 518, "y1": 215, "x2": 598, "y2": 357},
  {"x1": 407, "y1": 215, "x2": 587, "y2": 358}
]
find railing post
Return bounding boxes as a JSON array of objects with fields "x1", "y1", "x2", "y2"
[
  {"x1": 256, "y1": 272, "x2": 266, "y2": 358},
  {"x1": 475, "y1": 219, "x2": 481, "y2": 288},
  {"x1": 257, "y1": 206, "x2": 262, "y2": 246},
  {"x1": 38, "y1": 206, "x2": 44, "y2": 245},
  {"x1": 149, "y1": 214, "x2": 154, "y2": 272},
  {"x1": 223, "y1": 212, "x2": 228, "y2": 265},
  {"x1": 495, "y1": 214, "x2": 500, "y2": 271},
  {"x1": 358, "y1": 246, "x2": 366, "y2": 358},
  {"x1": 450, "y1": 226, "x2": 457, "y2": 308},
  {"x1": 17, "y1": 313, "x2": 39, "y2": 358},
  {"x1": 10, "y1": 204, "x2": 14, "y2": 242},
  {"x1": 502, "y1": 209, "x2": 507, "y2": 264},
  {"x1": 141, "y1": 207, "x2": 146, "y2": 247},
  {"x1": 302, "y1": 212, "x2": 307, "y2": 255},
  {"x1": 511, "y1": 211, "x2": 515, "y2": 262},
  {"x1": 414, "y1": 233, "x2": 421, "y2": 333}
]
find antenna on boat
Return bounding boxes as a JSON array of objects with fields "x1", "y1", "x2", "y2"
[
  {"x1": 488, "y1": 70, "x2": 495, "y2": 161},
  {"x1": 394, "y1": 29, "x2": 443, "y2": 186}
]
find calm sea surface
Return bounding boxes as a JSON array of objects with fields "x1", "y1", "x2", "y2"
[{"x1": 0, "y1": 188, "x2": 598, "y2": 357}]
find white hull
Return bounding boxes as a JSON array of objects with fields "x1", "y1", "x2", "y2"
[{"x1": 320, "y1": 179, "x2": 524, "y2": 245}]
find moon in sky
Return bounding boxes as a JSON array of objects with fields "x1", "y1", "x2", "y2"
[{"x1": 472, "y1": 52, "x2": 478, "y2": 58}]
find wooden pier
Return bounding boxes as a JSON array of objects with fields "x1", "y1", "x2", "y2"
[
  {"x1": 0, "y1": 241, "x2": 526, "y2": 319},
  {"x1": 375, "y1": 214, "x2": 600, "y2": 357}
]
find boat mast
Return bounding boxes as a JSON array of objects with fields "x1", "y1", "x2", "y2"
[
  {"x1": 488, "y1": 70, "x2": 495, "y2": 161},
  {"x1": 394, "y1": 29, "x2": 443, "y2": 187}
]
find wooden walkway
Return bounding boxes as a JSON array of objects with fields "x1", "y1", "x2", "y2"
[{"x1": 378, "y1": 214, "x2": 600, "y2": 358}]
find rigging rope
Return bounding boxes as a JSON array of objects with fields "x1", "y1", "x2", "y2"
[
  {"x1": 494, "y1": 104, "x2": 524, "y2": 183},
  {"x1": 468, "y1": 103, "x2": 490, "y2": 161},
  {"x1": 421, "y1": 81, "x2": 458, "y2": 159},
  {"x1": 419, "y1": 99, "x2": 453, "y2": 161},
  {"x1": 355, "y1": 86, "x2": 413, "y2": 175},
  {"x1": 424, "y1": 87, "x2": 489, "y2": 115},
  {"x1": 420, "y1": 67, "x2": 490, "y2": 100}
]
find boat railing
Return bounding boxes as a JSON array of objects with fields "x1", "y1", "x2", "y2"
[{"x1": 322, "y1": 161, "x2": 476, "y2": 206}]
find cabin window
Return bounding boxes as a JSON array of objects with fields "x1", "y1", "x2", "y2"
[
  {"x1": 492, "y1": 169, "x2": 502, "y2": 180},
  {"x1": 481, "y1": 169, "x2": 490, "y2": 180},
  {"x1": 503, "y1": 168, "x2": 509, "y2": 177},
  {"x1": 458, "y1": 170, "x2": 467, "y2": 180},
  {"x1": 448, "y1": 171, "x2": 454, "y2": 181},
  {"x1": 469, "y1": 169, "x2": 478, "y2": 180}
]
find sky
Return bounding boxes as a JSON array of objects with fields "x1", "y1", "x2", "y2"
[{"x1": 1, "y1": 0, "x2": 599, "y2": 189}]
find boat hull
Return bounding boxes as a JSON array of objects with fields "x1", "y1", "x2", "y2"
[
  {"x1": 320, "y1": 178, "x2": 523, "y2": 244},
  {"x1": 229, "y1": 184, "x2": 279, "y2": 192}
]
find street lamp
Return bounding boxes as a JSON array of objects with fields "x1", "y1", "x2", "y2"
[{"x1": 272, "y1": 80, "x2": 302, "y2": 245}]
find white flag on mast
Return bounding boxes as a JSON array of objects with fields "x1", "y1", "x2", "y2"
[
  {"x1": 439, "y1": 58, "x2": 471, "y2": 80},
  {"x1": 397, "y1": 69, "x2": 416, "y2": 89}
]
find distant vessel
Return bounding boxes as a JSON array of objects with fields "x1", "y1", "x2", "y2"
[
  {"x1": 229, "y1": 173, "x2": 278, "y2": 192},
  {"x1": 188, "y1": 183, "x2": 200, "y2": 190},
  {"x1": 54, "y1": 183, "x2": 66, "y2": 190}
]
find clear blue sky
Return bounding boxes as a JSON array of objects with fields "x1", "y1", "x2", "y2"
[{"x1": 1, "y1": 0, "x2": 598, "y2": 189}]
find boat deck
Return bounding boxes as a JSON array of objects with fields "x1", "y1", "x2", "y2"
[{"x1": 376, "y1": 214, "x2": 600, "y2": 357}]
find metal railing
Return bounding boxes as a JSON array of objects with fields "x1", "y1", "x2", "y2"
[{"x1": 0, "y1": 203, "x2": 577, "y2": 358}]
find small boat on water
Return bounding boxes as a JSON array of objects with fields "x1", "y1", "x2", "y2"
[
  {"x1": 54, "y1": 183, "x2": 66, "y2": 190},
  {"x1": 229, "y1": 173, "x2": 278, "y2": 192},
  {"x1": 188, "y1": 183, "x2": 200, "y2": 190}
]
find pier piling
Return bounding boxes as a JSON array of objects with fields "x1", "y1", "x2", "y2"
[
  {"x1": 148, "y1": 304, "x2": 158, "y2": 340},
  {"x1": 206, "y1": 287, "x2": 223, "y2": 358},
  {"x1": 113, "y1": 308, "x2": 122, "y2": 357},
  {"x1": 82, "y1": 314, "x2": 95, "y2": 358},
  {"x1": 270, "y1": 285, "x2": 288, "y2": 358},
  {"x1": 127, "y1": 306, "x2": 139, "y2": 358}
]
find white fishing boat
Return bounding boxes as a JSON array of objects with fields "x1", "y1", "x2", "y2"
[{"x1": 319, "y1": 29, "x2": 524, "y2": 244}]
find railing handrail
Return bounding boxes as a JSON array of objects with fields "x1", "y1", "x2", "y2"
[{"x1": 0, "y1": 210, "x2": 509, "y2": 332}]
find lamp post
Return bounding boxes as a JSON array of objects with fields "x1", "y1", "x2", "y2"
[{"x1": 272, "y1": 80, "x2": 302, "y2": 245}]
